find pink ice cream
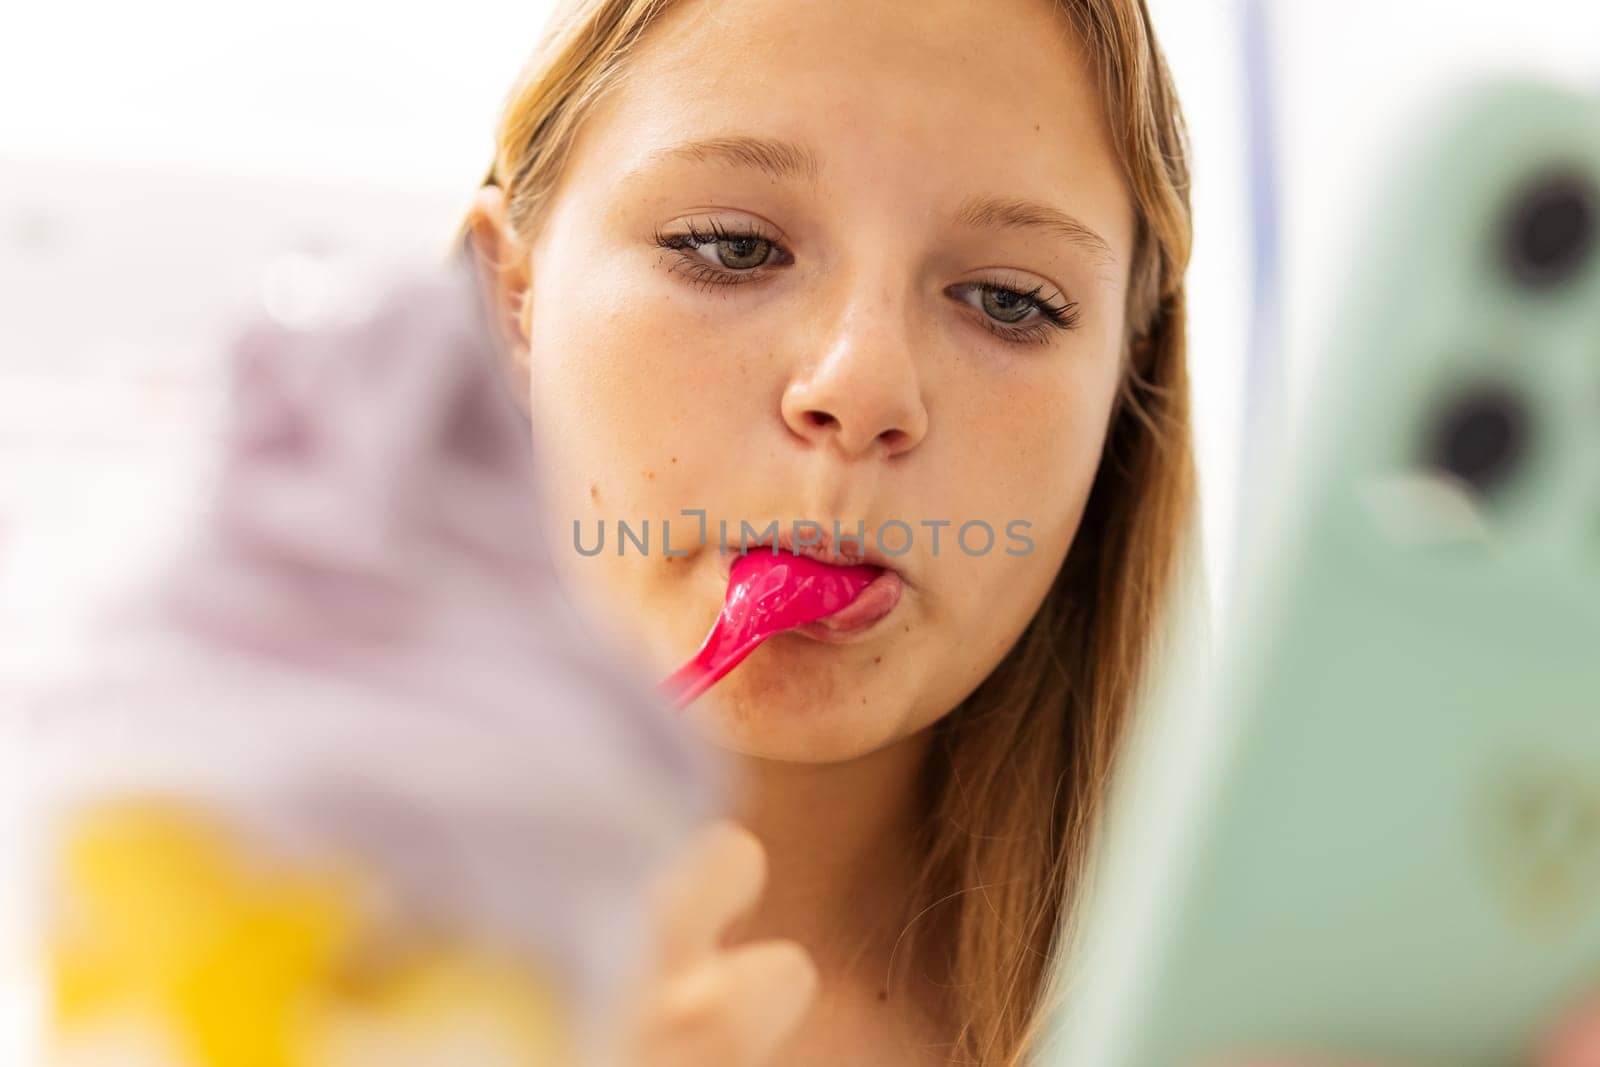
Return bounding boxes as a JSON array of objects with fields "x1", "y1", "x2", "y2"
[{"x1": 11, "y1": 253, "x2": 724, "y2": 1051}]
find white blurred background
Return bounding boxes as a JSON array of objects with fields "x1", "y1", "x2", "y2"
[{"x1": 2, "y1": 0, "x2": 1598, "y2": 1057}]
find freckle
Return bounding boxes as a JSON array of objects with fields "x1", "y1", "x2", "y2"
[
  {"x1": 670, "y1": 456, "x2": 678, "y2": 464},
  {"x1": 646, "y1": 470, "x2": 655, "y2": 480},
  {"x1": 873, "y1": 656, "x2": 882, "y2": 665},
  {"x1": 877, "y1": 989, "x2": 888, "y2": 1002},
  {"x1": 588, "y1": 482, "x2": 599, "y2": 502}
]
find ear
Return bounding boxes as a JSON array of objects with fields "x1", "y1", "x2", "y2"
[{"x1": 464, "y1": 185, "x2": 534, "y2": 410}]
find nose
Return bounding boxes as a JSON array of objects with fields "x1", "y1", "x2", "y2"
[{"x1": 779, "y1": 287, "x2": 930, "y2": 460}]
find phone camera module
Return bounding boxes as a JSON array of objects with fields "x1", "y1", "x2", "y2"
[
  {"x1": 1499, "y1": 169, "x2": 1596, "y2": 289},
  {"x1": 1423, "y1": 382, "x2": 1532, "y2": 497}
]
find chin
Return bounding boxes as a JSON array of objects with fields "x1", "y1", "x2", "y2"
[{"x1": 681, "y1": 656, "x2": 904, "y2": 764}]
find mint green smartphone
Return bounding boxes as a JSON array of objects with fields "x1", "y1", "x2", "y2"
[{"x1": 1038, "y1": 80, "x2": 1600, "y2": 1067}]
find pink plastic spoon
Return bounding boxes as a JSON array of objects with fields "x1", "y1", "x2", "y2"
[{"x1": 660, "y1": 551, "x2": 883, "y2": 709}]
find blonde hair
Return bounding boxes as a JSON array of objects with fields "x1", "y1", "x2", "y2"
[{"x1": 461, "y1": 1, "x2": 1196, "y2": 1061}]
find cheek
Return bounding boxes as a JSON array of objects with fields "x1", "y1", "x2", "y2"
[
  {"x1": 921, "y1": 358, "x2": 1116, "y2": 658},
  {"x1": 945, "y1": 356, "x2": 1118, "y2": 546},
  {"x1": 525, "y1": 268, "x2": 757, "y2": 523}
]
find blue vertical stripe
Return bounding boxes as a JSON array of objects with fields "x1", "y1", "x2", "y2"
[{"x1": 1237, "y1": 0, "x2": 1284, "y2": 542}]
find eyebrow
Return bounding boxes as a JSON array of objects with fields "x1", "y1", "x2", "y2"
[
  {"x1": 952, "y1": 194, "x2": 1118, "y2": 269},
  {"x1": 642, "y1": 135, "x2": 1117, "y2": 268},
  {"x1": 645, "y1": 134, "x2": 823, "y2": 185}
]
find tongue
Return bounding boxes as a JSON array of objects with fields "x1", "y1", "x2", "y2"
[{"x1": 659, "y1": 553, "x2": 882, "y2": 709}]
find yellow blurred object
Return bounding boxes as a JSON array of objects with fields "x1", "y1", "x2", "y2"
[
  {"x1": 45, "y1": 799, "x2": 574, "y2": 1067},
  {"x1": 306, "y1": 949, "x2": 574, "y2": 1067}
]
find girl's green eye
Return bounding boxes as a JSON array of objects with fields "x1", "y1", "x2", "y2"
[
  {"x1": 655, "y1": 220, "x2": 784, "y2": 276},
  {"x1": 949, "y1": 280, "x2": 1082, "y2": 344},
  {"x1": 981, "y1": 287, "x2": 1035, "y2": 324},
  {"x1": 713, "y1": 235, "x2": 772, "y2": 270}
]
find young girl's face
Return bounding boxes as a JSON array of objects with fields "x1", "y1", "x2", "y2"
[{"x1": 512, "y1": 0, "x2": 1134, "y2": 761}]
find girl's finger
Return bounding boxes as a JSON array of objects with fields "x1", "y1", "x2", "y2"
[
  {"x1": 1536, "y1": 988, "x2": 1600, "y2": 1067},
  {"x1": 645, "y1": 820, "x2": 768, "y2": 975},
  {"x1": 648, "y1": 938, "x2": 820, "y2": 1066}
]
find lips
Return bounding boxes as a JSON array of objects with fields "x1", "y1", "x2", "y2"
[
  {"x1": 792, "y1": 567, "x2": 903, "y2": 640},
  {"x1": 718, "y1": 524, "x2": 904, "y2": 577}
]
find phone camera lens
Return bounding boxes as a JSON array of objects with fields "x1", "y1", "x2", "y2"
[
  {"x1": 1424, "y1": 383, "x2": 1531, "y2": 496},
  {"x1": 1500, "y1": 169, "x2": 1596, "y2": 288}
]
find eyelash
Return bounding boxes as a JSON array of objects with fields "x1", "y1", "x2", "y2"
[{"x1": 651, "y1": 221, "x2": 1082, "y2": 346}]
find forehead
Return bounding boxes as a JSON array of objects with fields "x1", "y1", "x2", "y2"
[{"x1": 559, "y1": 0, "x2": 1134, "y2": 260}]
